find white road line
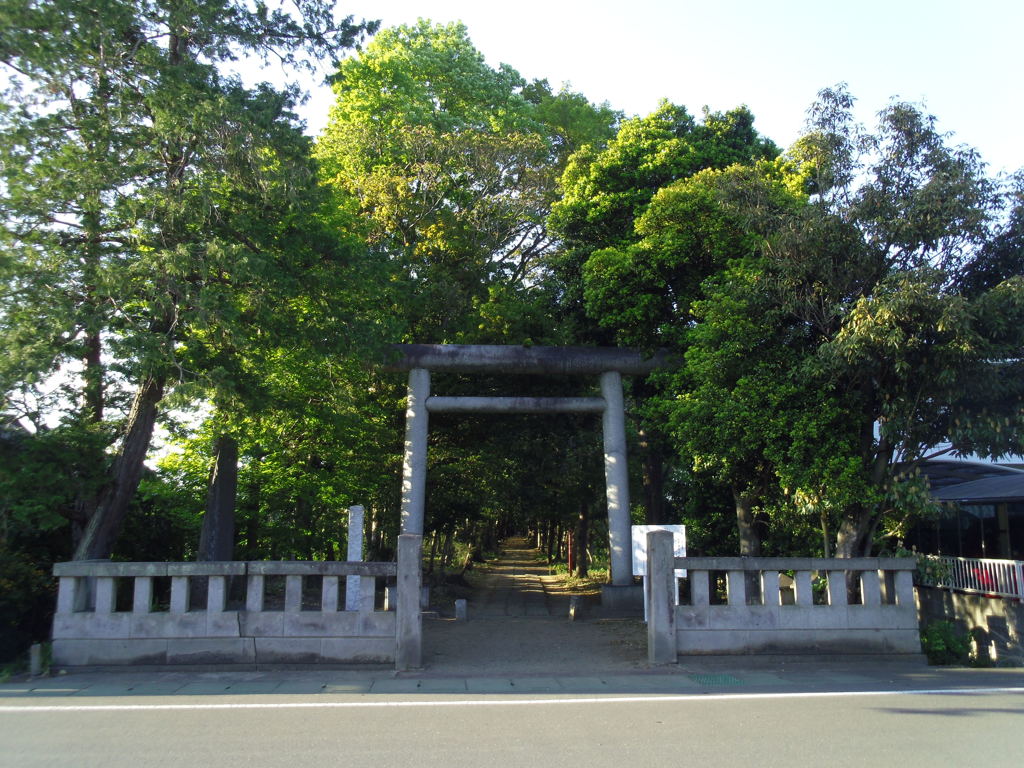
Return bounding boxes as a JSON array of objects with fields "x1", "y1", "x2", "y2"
[{"x1": 1, "y1": 686, "x2": 1023, "y2": 713}]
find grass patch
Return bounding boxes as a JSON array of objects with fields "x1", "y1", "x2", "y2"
[{"x1": 546, "y1": 562, "x2": 609, "y2": 596}]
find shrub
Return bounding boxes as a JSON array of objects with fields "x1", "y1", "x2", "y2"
[
  {"x1": 0, "y1": 545, "x2": 55, "y2": 664},
  {"x1": 920, "y1": 620, "x2": 972, "y2": 665}
]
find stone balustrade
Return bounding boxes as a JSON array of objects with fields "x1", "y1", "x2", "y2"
[
  {"x1": 51, "y1": 534, "x2": 423, "y2": 670},
  {"x1": 644, "y1": 531, "x2": 921, "y2": 661}
]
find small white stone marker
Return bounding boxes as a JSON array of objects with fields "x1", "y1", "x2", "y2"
[{"x1": 455, "y1": 599, "x2": 467, "y2": 621}]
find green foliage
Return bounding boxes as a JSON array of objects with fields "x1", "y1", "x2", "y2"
[
  {"x1": 0, "y1": 0, "x2": 381, "y2": 559},
  {"x1": 317, "y1": 20, "x2": 616, "y2": 344},
  {"x1": 913, "y1": 553, "x2": 952, "y2": 586},
  {"x1": 574, "y1": 83, "x2": 1024, "y2": 557},
  {"x1": 0, "y1": 422, "x2": 110, "y2": 533},
  {"x1": 920, "y1": 620, "x2": 972, "y2": 665},
  {"x1": 0, "y1": 544, "x2": 54, "y2": 663},
  {"x1": 550, "y1": 102, "x2": 779, "y2": 254}
]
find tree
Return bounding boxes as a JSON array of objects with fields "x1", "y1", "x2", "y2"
[
  {"x1": 778, "y1": 88, "x2": 1024, "y2": 556},
  {"x1": 549, "y1": 102, "x2": 780, "y2": 528},
  {"x1": 582, "y1": 163, "x2": 812, "y2": 554},
  {"x1": 582, "y1": 85, "x2": 1024, "y2": 558},
  {"x1": 0, "y1": 0, "x2": 378, "y2": 559},
  {"x1": 316, "y1": 19, "x2": 617, "y2": 342}
]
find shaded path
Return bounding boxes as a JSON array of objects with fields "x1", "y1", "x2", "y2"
[
  {"x1": 422, "y1": 539, "x2": 647, "y2": 676},
  {"x1": 466, "y1": 540, "x2": 566, "y2": 617}
]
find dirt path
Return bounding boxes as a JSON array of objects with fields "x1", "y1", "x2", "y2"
[
  {"x1": 420, "y1": 539, "x2": 648, "y2": 676},
  {"x1": 463, "y1": 540, "x2": 566, "y2": 617}
]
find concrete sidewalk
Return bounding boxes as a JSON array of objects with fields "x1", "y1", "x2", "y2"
[{"x1": 3, "y1": 656, "x2": 1024, "y2": 700}]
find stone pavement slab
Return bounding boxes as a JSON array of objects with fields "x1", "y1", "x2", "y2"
[
  {"x1": 465, "y1": 677, "x2": 516, "y2": 693},
  {"x1": 505, "y1": 677, "x2": 562, "y2": 692}
]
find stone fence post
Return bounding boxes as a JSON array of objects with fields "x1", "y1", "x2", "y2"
[
  {"x1": 646, "y1": 529, "x2": 677, "y2": 664},
  {"x1": 396, "y1": 533, "x2": 423, "y2": 671}
]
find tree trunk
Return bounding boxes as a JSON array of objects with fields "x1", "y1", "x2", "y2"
[
  {"x1": 548, "y1": 522, "x2": 560, "y2": 562},
  {"x1": 820, "y1": 509, "x2": 832, "y2": 559},
  {"x1": 834, "y1": 506, "x2": 876, "y2": 558},
  {"x1": 197, "y1": 434, "x2": 238, "y2": 561},
  {"x1": 426, "y1": 531, "x2": 438, "y2": 575},
  {"x1": 733, "y1": 486, "x2": 762, "y2": 557},
  {"x1": 639, "y1": 427, "x2": 668, "y2": 524},
  {"x1": 73, "y1": 375, "x2": 165, "y2": 560},
  {"x1": 574, "y1": 501, "x2": 590, "y2": 578},
  {"x1": 83, "y1": 330, "x2": 104, "y2": 423}
]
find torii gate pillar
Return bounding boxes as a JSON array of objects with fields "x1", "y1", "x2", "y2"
[{"x1": 600, "y1": 370, "x2": 632, "y2": 586}]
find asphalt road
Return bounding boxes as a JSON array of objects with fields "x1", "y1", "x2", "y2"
[{"x1": 3, "y1": 686, "x2": 1023, "y2": 768}]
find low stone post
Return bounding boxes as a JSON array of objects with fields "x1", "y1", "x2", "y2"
[
  {"x1": 396, "y1": 533, "x2": 423, "y2": 671},
  {"x1": 646, "y1": 530, "x2": 676, "y2": 665},
  {"x1": 346, "y1": 505, "x2": 374, "y2": 611}
]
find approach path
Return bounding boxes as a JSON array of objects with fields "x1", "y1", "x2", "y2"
[
  {"x1": 421, "y1": 538, "x2": 648, "y2": 676},
  {"x1": 464, "y1": 538, "x2": 565, "y2": 617}
]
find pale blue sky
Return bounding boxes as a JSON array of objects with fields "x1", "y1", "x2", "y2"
[{"x1": 271, "y1": 0, "x2": 1022, "y2": 176}]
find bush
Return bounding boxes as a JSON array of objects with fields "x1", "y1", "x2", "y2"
[
  {"x1": 0, "y1": 545, "x2": 55, "y2": 664},
  {"x1": 920, "y1": 620, "x2": 972, "y2": 665}
]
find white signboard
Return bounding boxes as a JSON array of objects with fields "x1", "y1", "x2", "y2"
[{"x1": 631, "y1": 524, "x2": 686, "y2": 577}]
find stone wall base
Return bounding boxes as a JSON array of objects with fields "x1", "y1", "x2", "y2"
[
  {"x1": 600, "y1": 584, "x2": 644, "y2": 616},
  {"x1": 52, "y1": 636, "x2": 396, "y2": 667},
  {"x1": 916, "y1": 586, "x2": 1024, "y2": 665}
]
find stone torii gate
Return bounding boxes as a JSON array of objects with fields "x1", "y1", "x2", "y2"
[{"x1": 384, "y1": 344, "x2": 664, "y2": 592}]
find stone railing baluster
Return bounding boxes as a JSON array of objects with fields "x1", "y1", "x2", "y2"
[
  {"x1": 691, "y1": 570, "x2": 709, "y2": 606},
  {"x1": 133, "y1": 577, "x2": 152, "y2": 614},
  {"x1": 246, "y1": 574, "x2": 264, "y2": 612},
  {"x1": 169, "y1": 576, "x2": 188, "y2": 613},
  {"x1": 322, "y1": 576, "x2": 339, "y2": 613},
  {"x1": 208, "y1": 576, "x2": 226, "y2": 612},
  {"x1": 861, "y1": 570, "x2": 881, "y2": 606},
  {"x1": 56, "y1": 577, "x2": 77, "y2": 614},
  {"x1": 761, "y1": 570, "x2": 780, "y2": 607},
  {"x1": 895, "y1": 569, "x2": 915, "y2": 607},
  {"x1": 795, "y1": 570, "x2": 814, "y2": 606},
  {"x1": 726, "y1": 570, "x2": 746, "y2": 605},
  {"x1": 284, "y1": 575, "x2": 302, "y2": 612},
  {"x1": 827, "y1": 569, "x2": 849, "y2": 606}
]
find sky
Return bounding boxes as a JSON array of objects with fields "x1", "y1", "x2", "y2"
[{"x1": 250, "y1": 0, "x2": 1023, "y2": 177}]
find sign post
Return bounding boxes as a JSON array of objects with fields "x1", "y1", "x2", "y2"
[{"x1": 631, "y1": 525, "x2": 686, "y2": 622}]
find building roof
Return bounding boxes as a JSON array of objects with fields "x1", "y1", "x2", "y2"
[
  {"x1": 918, "y1": 458, "x2": 1024, "y2": 490},
  {"x1": 932, "y1": 473, "x2": 1024, "y2": 504}
]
